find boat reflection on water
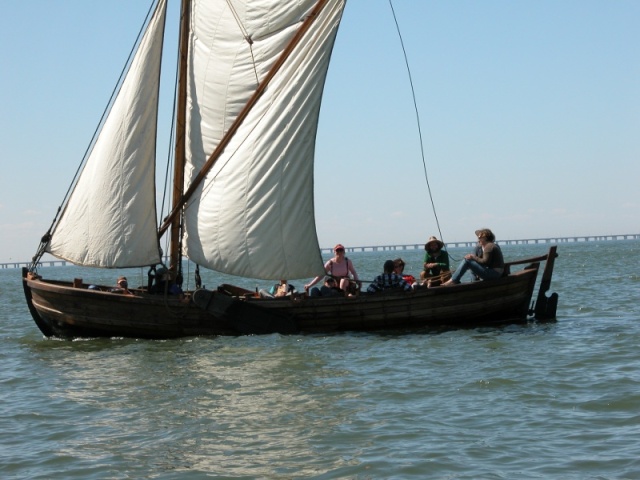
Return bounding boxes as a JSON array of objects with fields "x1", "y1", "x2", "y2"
[{"x1": 42, "y1": 338, "x2": 352, "y2": 475}]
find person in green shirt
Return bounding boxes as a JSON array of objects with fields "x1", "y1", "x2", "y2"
[{"x1": 420, "y1": 236, "x2": 450, "y2": 286}]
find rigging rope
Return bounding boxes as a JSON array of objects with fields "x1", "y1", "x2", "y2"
[{"x1": 388, "y1": 0, "x2": 446, "y2": 248}]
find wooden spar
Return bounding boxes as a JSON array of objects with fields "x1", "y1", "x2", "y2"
[
  {"x1": 158, "y1": 0, "x2": 331, "y2": 237},
  {"x1": 168, "y1": 0, "x2": 191, "y2": 273},
  {"x1": 504, "y1": 252, "x2": 553, "y2": 267}
]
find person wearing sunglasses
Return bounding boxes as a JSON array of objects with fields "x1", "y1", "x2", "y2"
[
  {"x1": 367, "y1": 260, "x2": 413, "y2": 293},
  {"x1": 110, "y1": 276, "x2": 133, "y2": 295},
  {"x1": 393, "y1": 257, "x2": 416, "y2": 286},
  {"x1": 304, "y1": 243, "x2": 361, "y2": 295},
  {"x1": 443, "y1": 228, "x2": 504, "y2": 286}
]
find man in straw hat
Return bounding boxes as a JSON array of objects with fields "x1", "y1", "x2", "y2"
[{"x1": 420, "y1": 236, "x2": 450, "y2": 285}]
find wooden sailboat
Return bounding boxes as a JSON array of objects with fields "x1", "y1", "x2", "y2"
[{"x1": 22, "y1": 0, "x2": 558, "y2": 339}]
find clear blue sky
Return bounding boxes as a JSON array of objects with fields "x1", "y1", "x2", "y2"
[{"x1": 1, "y1": 0, "x2": 638, "y2": 263}]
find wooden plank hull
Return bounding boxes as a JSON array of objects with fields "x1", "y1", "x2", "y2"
[
  {"x1": 244, "y1": 268, "x2": 539, "y2": 332},
  {"x1": 22, "y1": 275, "x2": 240, "y2": 338},
  {"x1": 22, "y1": 257, "x2": 549, "y2": 339}
]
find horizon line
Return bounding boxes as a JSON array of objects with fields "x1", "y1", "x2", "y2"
[{"x1": 2, "y1": 233, "x2": 638, "y2": 269}]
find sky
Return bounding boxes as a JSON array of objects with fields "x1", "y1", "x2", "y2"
[{"x1": 0, "y1": 0, "x2": 638, "y2": 263}]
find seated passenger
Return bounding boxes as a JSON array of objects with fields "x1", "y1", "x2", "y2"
[
  {"x1": 309, "y1": 277, "x2": 343, "y2": 297},
  {"x1": 443, "y1": 228, "x2": 504, "y2": 285},
  {"x1": 420, "y1": 236, "x2": 450, "y2": 285},
  {"x1": 393, "y1": 258, "x2": 415, "y2": 285},
  {"x1": 150, "y1": 267, "x2": 183, "y2": 295},
  {"x1": 367, "y1": 260, "x2": 413, "y2": 293},
  {"x1": 110, "y1": 276, "x2": 133, "y2": 295},
  {"x1": 259, "y1": 280, "x2": 296, "y2": 298},
  {"x1": 304, "y1": 244, "x2": 361, "y2": 295}
]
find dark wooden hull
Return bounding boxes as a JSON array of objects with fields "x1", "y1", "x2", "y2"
[
  {"x1": 22, "y1": 248, "x2": 557, "y2": 339},
  {"x1": 213, "y1": 267, "x2": 540, "y2": 333},
  {"x1": 22, "y1": 275, "x2": 240, "y2": 338}
]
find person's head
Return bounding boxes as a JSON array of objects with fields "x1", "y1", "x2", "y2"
[
  {"x1": 383, "y1": 260, "x2": 395, "y2": 273},
  {"x1": 324, "y1": 277, "x2": 337, "y2": 287},
  {"x1": 156, "y1": 266, "x2": 170, "y2": 281},
  {"x1": 117, "y1": 276, "x2": 128, "y2": 288},
  {"x1": 424, "y1": 236, "x2": 444, "y2": 252},
  {"x1": 333, "y1": 244, "x2": 345, "y2": 256},
  {"x1": 475, "y1": 228, "x2": 495, "y2": 243},
  {"x1": 279, "y1": 279, "x2": 287, "y2": 284},
  {"x1": 393, "y1": 258, "x2": 405, "y2": 274}
]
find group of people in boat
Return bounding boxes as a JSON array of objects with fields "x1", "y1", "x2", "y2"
[
  {"x1": 109, "y1": 266, "x2": 185, "y2": 299},
  {"x1": 108, "y1": 228, "x2": 505, "y2": 298},
  {"x1": 298, "y1": 228, "x2": 505, "y2": 296}
]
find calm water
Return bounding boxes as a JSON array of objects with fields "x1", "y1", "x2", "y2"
[{"x1": 1, "y1": 241, "x2": 639, "y2": 479}]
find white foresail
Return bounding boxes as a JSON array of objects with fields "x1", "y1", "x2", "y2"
[
  {"x1": 183, "y1": 0, "x2": 346, "y2": 280},
  {"x1": 48, "y1": 0, "x2": 167, "y2": 268}
]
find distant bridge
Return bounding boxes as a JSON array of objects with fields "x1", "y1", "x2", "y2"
[
  {"x1": 320, "y1": 233, "x2": 640, "y2": 254},
  {"x1": 2, "y1": 233, "x2": 638, "y2": 269},
  {"x1": 1, "y1": 259, "x2": 69, "y2": 270}
]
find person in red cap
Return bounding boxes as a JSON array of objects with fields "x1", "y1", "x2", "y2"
[{"x1": 304, "y1": 244, "x2": 360, "y2": 295}]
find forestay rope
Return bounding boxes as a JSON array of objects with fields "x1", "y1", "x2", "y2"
[{"x1": 388, "y1": 1, "x2": 446, "y2": 247}]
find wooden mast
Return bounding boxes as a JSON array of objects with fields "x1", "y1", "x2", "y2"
[
  {"x1": 158, "y1": 0, "x2": 331, "y2": 237},
  {"x1": 168, "y1": 0, "x2": 191, "y2": 274}
]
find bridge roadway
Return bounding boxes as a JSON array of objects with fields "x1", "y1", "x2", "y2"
[
  {"x1": 323, "y1": 233, "x2": 640, "y2": 254},
  {"x1": 2, "y1": 233, "x2": 638, "y2": 269}
]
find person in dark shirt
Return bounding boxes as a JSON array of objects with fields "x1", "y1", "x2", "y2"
[
  {"x1": 309, "y1": 277, "x2": 343, "y2": 297},
  {"x1": 367, "y1": 260, "x2": 413, "y2": 293},
  {"x1": 150, "y1": 267, "x2": 183, "y2": 296},
  {"x1": 444, "y1": 228, "x2": 505, "y2": 285}
]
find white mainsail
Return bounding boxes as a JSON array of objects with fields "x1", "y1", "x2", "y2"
[
  {"x1": 183, "y1": 0, "x2": 346, "y2": 280},
  {"x1": 48, "y1": 0, "x2": 167, "y2": 268}
]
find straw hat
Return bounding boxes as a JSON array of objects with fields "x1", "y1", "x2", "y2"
[{"x1": 425, "y1": 236, "x2": 444, "y2": 250}]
